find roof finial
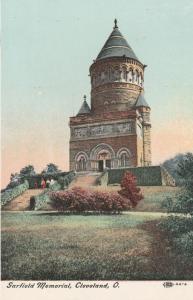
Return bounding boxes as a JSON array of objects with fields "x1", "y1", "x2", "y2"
[
  {"x1": 83, "y1": 95, "x2": 86, "y2": 101},
  {"x1": 114, "y1": 18, "x2": 118, "y2": 29}
]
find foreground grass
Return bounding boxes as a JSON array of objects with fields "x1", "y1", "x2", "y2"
[
  {"x1": 2, "y1": 211, "x2": 163, "y2": 280},
  {"x1": 135, "y1": 186, "x2": 180, "y2": 212}
]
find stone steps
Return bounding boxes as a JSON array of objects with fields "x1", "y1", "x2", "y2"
[
  {"x1": 69, "y1": 173, "x2": 101, "y2": 188},
  {"x1": 2, "y1": 189, "x2": 42, "y2": 211}
]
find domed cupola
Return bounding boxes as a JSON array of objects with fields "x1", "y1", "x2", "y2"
[{"x1": 90, "y1": 20, "x2": 146, "y2": 114}]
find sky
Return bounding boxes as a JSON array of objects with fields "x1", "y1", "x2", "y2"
[{"x1": 2, "y1": 0, "x2": 193, "y2": 188}]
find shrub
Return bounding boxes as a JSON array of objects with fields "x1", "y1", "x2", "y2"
[
  {"x1": 34, "y1": 181, "x2": 62, "y2": 210},
  {"x1": 50, "y1": 187, "x2": 130, "y2": 213},
  {"x1": 174, "y1": 231, "x2": 193, "y2": 257},
  {"x1": 34, "y1": 191, "x2": 51, "y2": 211},
  {"x1": 34, "y1": 172, "x2": 76, "y2": 210},
  {"x1": 177, "y1": 152, "x2": 193, "y2": 193},
  {"x1": 57, "y1": 173, "x2": 75, "y2": 189},
  {"x1": 157, "y1": 216, "x2": 193, "y2": 237},
  {"x1": 118, "y1": 171, "x2": 143, "y2": 207},
  {"x1": 162, "y1": 190, "x2": 193, "y2": 215},
  {"x1": 1, "y1": 180, "x2": 29, "y2": 206}
]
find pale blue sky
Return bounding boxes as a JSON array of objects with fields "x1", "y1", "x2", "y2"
[{"x1": 2, "y1": 0, "x2": 193, "y2": 187}]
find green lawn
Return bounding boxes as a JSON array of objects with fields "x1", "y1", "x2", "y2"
[
  {"x1": 1, "y1": 186, "x2": 183, "y2": 280},
  {"x1": 135, "y1": 186, "x2": 180, "y2": 212},
  {"x1": 2, "y1": 211, "x2": 164, "y2": 280},
  {"x1": 92, "y1": 185, "x2": 180, "y2": 213}
]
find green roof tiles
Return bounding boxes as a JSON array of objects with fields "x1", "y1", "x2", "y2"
[
  {"x1": 77, "y1": 100, "x2": 91, "y2": 115},
  {"x1": 135, "y1": 93, "x2": 149, "y2": 108},
  {"x1": 96, "y1": 21, "x2": 141, "y2": 63}
]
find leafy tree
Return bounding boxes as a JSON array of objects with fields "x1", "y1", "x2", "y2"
[
  {"x1": 42, "y1": 163, "x2": 61, "y2": 174},
  {"x1": 118, "y1": 171, "x2": 143, "y2": 208},
  {"x1": 6, "y1": 166, "x2": 35, "y2": 189},
  {"x1": 162, "y1": 153, "x2": 193, "y2": 215},
  {"x1": 162, "y1": 153, "x2": 191, "y2": 186},
  {"x1": 177, "y1": 152, "x2": 193, "y2": 193},
  {"x1": 19, "y1": 165, "x2": 36, "y2": 176},
  {"x1": 10, "y1": 173, "x2": 20, "y2": 181},
  {"x1": 6, "y1": 173, "x2": 22, "y2": 189}
]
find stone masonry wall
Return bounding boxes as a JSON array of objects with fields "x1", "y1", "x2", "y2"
[{"x1": 70, "y1": 135, "x2": 138, "y2": 170}]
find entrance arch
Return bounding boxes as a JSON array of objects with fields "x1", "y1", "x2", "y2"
[{"x1": 90, "y1": 143, "x2": 115, "y2": 171}]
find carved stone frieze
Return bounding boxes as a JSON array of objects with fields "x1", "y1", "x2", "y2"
[{"x1": 71, "y1": 121, "x2": 135, "y2": 140}]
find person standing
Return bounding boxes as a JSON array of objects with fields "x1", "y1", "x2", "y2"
[
  {"x1": 50, "y1": 178, "x2": 55, "y2": 186},
  {"x1": 34, "y1": 181, "x2": 38, "y2": 189},
  {"x1": 41, "y1": 178, "x2": 46, "y2": 189}
]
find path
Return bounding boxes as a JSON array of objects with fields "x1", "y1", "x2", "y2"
[
  {"x1": 2, "y1": 189, "x2": 42, "y2": 211},
  {"x1": 69, "y1": 172, "x2": 101, "y2": 188}
]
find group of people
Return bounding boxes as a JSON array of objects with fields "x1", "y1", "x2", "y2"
[{"x1": 34, "y1": 178, "x2": 55, "y2": 189}]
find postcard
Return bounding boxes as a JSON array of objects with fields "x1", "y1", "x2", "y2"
[{"x1": 1, "y1": 0, "x2": 193, "y2": 299}]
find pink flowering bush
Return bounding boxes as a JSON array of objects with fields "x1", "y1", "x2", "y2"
[{"x1": 50, "y1": 187, "x2": 130, "y2": 213}]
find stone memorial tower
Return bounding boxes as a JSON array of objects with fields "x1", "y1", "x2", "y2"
[{"x1": 69, "y1": 20, "x2": 151, "y2": 172}]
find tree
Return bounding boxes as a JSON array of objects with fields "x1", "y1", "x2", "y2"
[
  {"x1": 177, "y1": 152, "x2": 193, "y2": 193},
  {"x1": 118, "y1": 171, "x2": 143, "y2": 208},
  {"x1": 19, "y1": 165, "x2": 36, "y2": 176},
  {"x1": 42, "y1": 163, "x2": 61, "y2": 174},
  {"x1": 5, "y1": 166, "x2": 35, "y2": 189},
  {"x1": 162, "y1": 153, "x2": 193, "y2": 215},
  {"x1": 162, "y1": 153, "x2": 187, "y2": 186},
  {"x1": 6, "y1": 173, "x2": 22, "y2": 189}
]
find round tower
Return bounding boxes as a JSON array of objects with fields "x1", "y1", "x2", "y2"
[{"x1": 89, "y1": 20, "x2": 146, "y2": 114}]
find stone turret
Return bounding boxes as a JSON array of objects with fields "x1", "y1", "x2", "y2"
[
  {"x1": 77, "y1": 95, "x2": 91, "y2": 116},
  {"x1": 89, "y1": 20, "x2": 145, "y2": 114}
]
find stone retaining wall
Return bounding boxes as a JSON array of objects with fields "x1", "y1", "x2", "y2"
[{"x1": 106, "y1": 166, "x2": 175, "y2": 186}]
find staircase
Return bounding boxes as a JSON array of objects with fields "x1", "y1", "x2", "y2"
[
  {"x1": 69, "y1": 172, "x2": 101, "y2": 189},
  {"x1": 2, "y1": 189, "x2": 42, "y2": 211}
]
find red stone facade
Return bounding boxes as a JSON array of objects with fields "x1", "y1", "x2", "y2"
[{"x1": 69, "y1": 23, "x2": 151, "y2": 172}]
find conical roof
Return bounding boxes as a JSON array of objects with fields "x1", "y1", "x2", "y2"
[
  {"x1": 77, "y1": 98, "x2": 91, "y2": 115},
  {"x1": 135, "y1": 93, "x2": 149, "y2": 108},
  {"x1": 96, "y1": 20, "x2": 140, "y2": 62}
]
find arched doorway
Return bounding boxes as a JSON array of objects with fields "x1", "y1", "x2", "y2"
[{"x1": 90, "y1": 143, "x2": 115, "y2": 172}]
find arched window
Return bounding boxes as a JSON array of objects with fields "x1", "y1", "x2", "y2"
[
  {"x1": 128, "y1": 69, "x2": 133, "y2": 82},
  {"x1": 101, "y1": 71, "x2": 106, "y2": 82},
  {"x1": 75, "y1": 152, "x2": 88, "y2": 171},
  {"x1": 120, "y1": 153, "x2": 130, "y2": 167},
  {"x1": 139, "y1": 73, "x2": 143, "y2": 86},
  {"x1": 122, "y1": 67, "x2": 127, "y2": 81},
  {"x1": 135, "y1": 70, "x2": 139, "y2": 84},
  {"x1": 77, "y1": 157, "x2": 86, "y2": 171},
  {"x1": 117, "y1": 148, "x2": 131, "y2": 168}
]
